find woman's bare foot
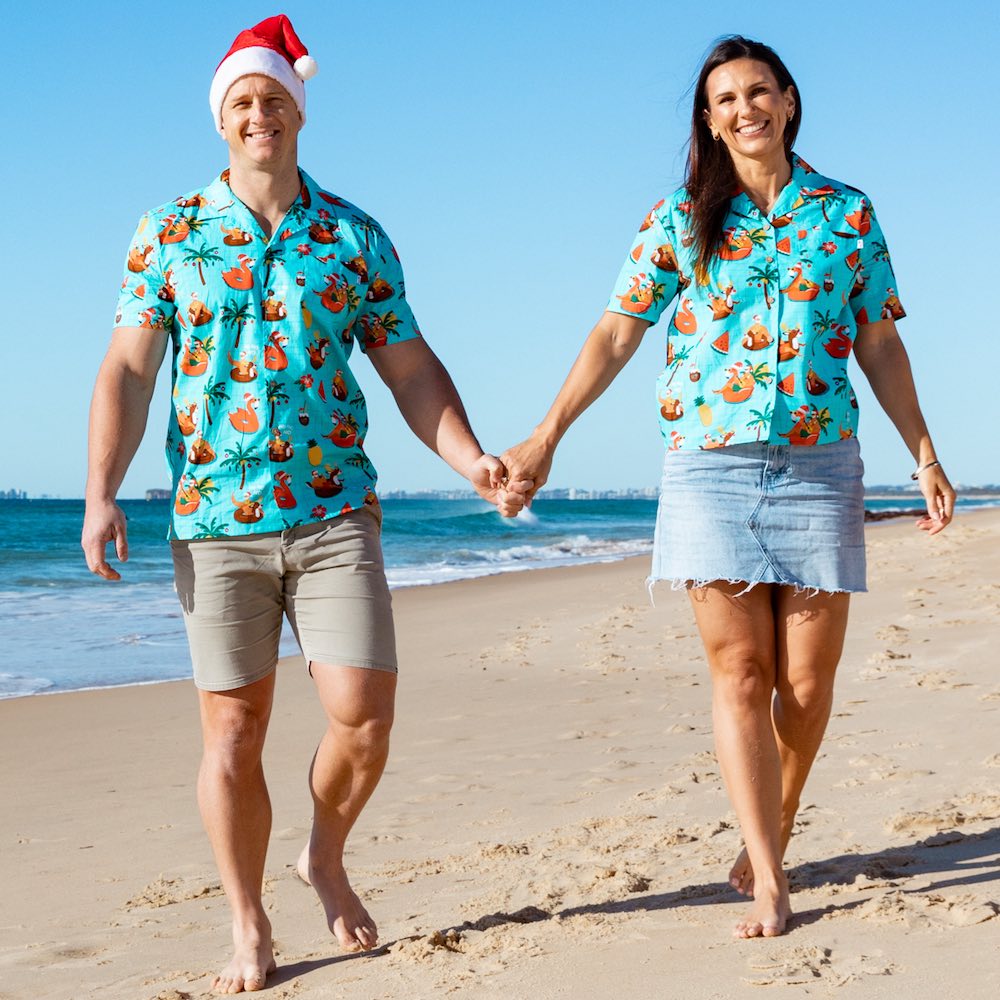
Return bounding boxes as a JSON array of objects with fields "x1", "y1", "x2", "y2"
[
  {"x1": 212, "y1": 914, "x2": 276, "y2": 994},
  {"x1": 733, "y1": 875, "x2": 792, "y2": 939},
  {"x1": 729, "y1": 846, "x2": 754, "y2": 896},
  {"x1": 297, "y1": 843, "x2": 378, "y2": 951}
]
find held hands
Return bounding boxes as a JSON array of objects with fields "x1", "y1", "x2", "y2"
[
  {"x1": 81, "y1": 500, "x2": 129, "y2": 580},
  {"x1": 915, "y1": 465, "x2": 956, "y2": 536},
  {"x1": 468, "y1": 454, "x2": 534, "y2": 518},
  {"x1": 499, "y1": 432, "x2": 556, "y2": 506}
]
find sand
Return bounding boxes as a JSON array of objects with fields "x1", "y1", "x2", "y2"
[{"x1": 2, "y1": 511, "x2": 999, "y2": 999}]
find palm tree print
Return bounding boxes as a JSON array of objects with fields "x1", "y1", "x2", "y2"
[
  {"x1": 192, "y1": 516, "x2": 230, "y2": 539},
  {"x1": 804, "y1": 187, "x2": 846, "y2": 222},
  {"x1": 351, "y1": 213, "x2": 378, "y2": 251},
  {"x1": 745, "y1": 402, "x2": 774, "y2": 441},
  {"x1": 265, "y1": 378, "x2": 289, "y2": 426},
  {"x1": 182, "y1": 240, "x2": 223, "y2": 284},
  {"x1": 221, "y1": 298, "x2": 253, "y2": 349},
  {"x1": 345, "y1": 453, "x2": 376, "y2": 480},
  {"x1": 220, "y1": 441, "x2": 262, "y2": 490},
  {"x1": 202, "y1": 378, "x2": 229, "y2": 425},
  {"x1": 810, "y1": 309, "x2": 837, "y2": 355},
  {"x1": 747, "y1": 261, "x2": 780, "y2": 309}
]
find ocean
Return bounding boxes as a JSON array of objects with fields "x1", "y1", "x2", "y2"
[{"x1": 2, "y1": 495, "x2": 994, "y2": 699}]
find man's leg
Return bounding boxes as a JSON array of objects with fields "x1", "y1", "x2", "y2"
[
  {"x1": 198, "y1": 672, "x2": 277, "y2": 994},
  {"x1": 297, "y1": 664, "x2": 396, "y2": 951}
]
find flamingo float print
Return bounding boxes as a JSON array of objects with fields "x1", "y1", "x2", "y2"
[{"x1": 222, "y1": 254, "x2": 255, "y2": 290}]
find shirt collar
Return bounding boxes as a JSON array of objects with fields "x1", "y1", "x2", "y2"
[
  {"x1": 730, "y1": 152, "x2": 814, "y2": 223},
  {"x1": 202, "y1": 168, "x2": 319, "y2": 243}
]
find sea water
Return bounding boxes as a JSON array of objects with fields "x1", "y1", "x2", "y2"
[{"x1": 2, "y1": 495, "x2": 992, "y2": 698}]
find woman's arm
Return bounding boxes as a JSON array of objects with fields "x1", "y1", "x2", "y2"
[
  {"x1": 852, "y1": 317, "x2": 955, "y2": 534},
  {"x1": 501, "y1": 311, "x2": 651, "y2": 499}
]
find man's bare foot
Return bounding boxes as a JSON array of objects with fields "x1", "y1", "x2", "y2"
[
  {"x1": 297, "y1": 843, "x2": 378, "y2": 951},
  {"x1": 733, "y1": 876, "x2": 792, "y2": 939},
  {"x1": 212, "y1": 915, "x2": 276, "y2": 994},
  {"x1": 729, "y1": 846, "x2": 754, "y2": 896}
]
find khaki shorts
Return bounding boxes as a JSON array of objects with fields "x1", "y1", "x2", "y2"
[{"x1": 170, "y1": 507, "x2": 396, "y2": 691}]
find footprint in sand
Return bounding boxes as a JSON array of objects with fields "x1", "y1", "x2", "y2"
[
  {"x1": 743, "y1": 945, "x2": 897, "y2": 987},
  {"x1": 856, "y1": 890, "x2": 999, "y2": 929},
  {"x1": 912, "y1": 670, "x2": 971, "y2": 690},
  {"x1": 875, "y1": 624, "x2": 910, "y2": 643}
]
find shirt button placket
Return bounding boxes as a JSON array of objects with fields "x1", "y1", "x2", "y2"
[{"x1": 761, "y1": 211, "x2": 780, "y2": 443}]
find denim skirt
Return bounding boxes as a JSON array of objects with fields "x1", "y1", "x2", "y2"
[{"x1": 650, "y1": 438, "x2": 867, "y2": 594}]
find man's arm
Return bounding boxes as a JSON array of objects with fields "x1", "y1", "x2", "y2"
[
  {"x1": 365, "y1": 338, "x2": 530, "y2": 517},
  {"x1": 82, "y1": 327, "x2": 169, "y2": 579}
]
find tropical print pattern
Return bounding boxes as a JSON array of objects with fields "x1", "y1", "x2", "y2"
[
  {"x1": 607, "y1": 155, "x2": 904, "y2": 451},
  {"x1": 115, "y1": 169, "x2": 420, "y2": 539}
]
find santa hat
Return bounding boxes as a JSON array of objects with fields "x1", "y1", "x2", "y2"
[{"x1": 209, "y1": 14, "x2": 317, "y2": 134}]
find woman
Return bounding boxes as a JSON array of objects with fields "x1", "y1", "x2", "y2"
[{"x1": 501, "y1": 36, "x2": 954, "y2": 939}]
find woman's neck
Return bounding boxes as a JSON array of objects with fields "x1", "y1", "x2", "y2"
[{"x1": 732, "y1": 149, "x2": 792, "y2": 215}]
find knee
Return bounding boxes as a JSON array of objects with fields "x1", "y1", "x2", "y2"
[
  {"x1": 710, "y1": 650, "x2": 775, "y2": 707},
  {"x1": 335, "y1": 711, "x2": 393, "y2": 764},
  {"x1": 777, "y1": 674, "x2": 834, "y2": 720},
  {"x1": 203, "y1": 706, "x2": 268, "y2": 777}
]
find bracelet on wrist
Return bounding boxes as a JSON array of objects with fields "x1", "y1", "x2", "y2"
[{"x1": 911, "y1": 460, "x2": 941, "y2": 481}]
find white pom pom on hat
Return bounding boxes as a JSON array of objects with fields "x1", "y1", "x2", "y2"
[
  {"x1": 209, "y1": 14, "x2": 318, "y2": 134},
  {"x1": 294, "y1": 54, "x2": 318, "y2": 80}
]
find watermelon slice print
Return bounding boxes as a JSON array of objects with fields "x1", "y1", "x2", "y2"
[
  {"x1": 777, "y1": 374, "x2": 795, "y2": 396},
  {"x1": 711, "y1": 331, "x2": 730, "y2": 354}
]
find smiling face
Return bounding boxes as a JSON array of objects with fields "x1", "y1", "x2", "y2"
[
  {"x1": 703, "y1": 58, "x2": 795, "y2": 168},
  {"x1": 220, "y1": 74, "x2": 302, "y2": 172}
]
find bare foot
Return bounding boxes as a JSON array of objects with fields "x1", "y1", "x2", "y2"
[
  {"x1": 729, "y1": 846, "x2": 754, "y2": 897},
  {"x1": 297, "y1": 843, "x2": 378, "y2": 951},
  {"x1": 733, "y1": 876, "x2": 792, "y2": 939},
  {"x1": 212, "y1": 915, "x2": 276, "y2": 994}
]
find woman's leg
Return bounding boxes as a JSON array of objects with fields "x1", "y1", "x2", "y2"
[
  {"x1": 729, "y1": 587, "x2": 851, "y2": 895},
  {"x1": 688, "y1": 582, "x2": 791, "y2": 937}
]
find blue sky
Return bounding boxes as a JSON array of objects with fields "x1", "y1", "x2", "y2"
[{"x1": 6, "y1": 0, "x2": 997, "y2": 496}]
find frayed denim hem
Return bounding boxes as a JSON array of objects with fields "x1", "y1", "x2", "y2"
[{"x1": 646, "y1": 574, "x2": 863, "y2": 605}]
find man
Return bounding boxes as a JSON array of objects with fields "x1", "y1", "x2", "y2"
[{"x1": 82, "y1": 15, "x2": 527, "y2": 994}]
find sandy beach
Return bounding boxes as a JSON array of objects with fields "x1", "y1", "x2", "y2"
[{"x1": 3, "y1": 510, "x2": 999, "y2": 1000}]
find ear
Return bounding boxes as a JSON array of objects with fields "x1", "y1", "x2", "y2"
[{"x1": 785, "y1": 85, "x2": 797, "y2": 120}]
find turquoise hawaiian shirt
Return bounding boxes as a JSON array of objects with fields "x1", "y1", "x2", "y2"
[
  {"x1": 607, "y1": 154, "x2": 904, "y2": 451},
  {"x1": 115, "y1": 169, "x2": 421, "y2": 539}
]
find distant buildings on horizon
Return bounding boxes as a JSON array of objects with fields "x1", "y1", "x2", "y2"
[{"x1": 2, "y1": 484, "x2": 999, "y2": 502}]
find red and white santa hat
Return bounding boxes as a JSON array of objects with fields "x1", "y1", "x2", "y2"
[{"x1": 209, "y1": 14, "x2": 318, "y2": 134}]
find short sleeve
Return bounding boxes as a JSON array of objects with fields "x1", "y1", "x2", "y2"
[
  {"x1": 354, "y1": 222, "x2": 421, "y2": 353},
  {"x1": 113, "y1": 214, "x2": 177, "y2": 332},
  {"x1": 849, "y1": 200, "x2": 905, "y2": 326},
  {"x1": 606, "y1": 201, "x2": 681, "y2": 324}
]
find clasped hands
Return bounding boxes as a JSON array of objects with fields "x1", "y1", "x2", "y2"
[{"x1": 469, "y1": 432, "x2": 553, "y2": 518}]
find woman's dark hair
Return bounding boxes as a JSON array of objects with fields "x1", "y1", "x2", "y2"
[{"x1": 685, "y1": 36, "x2": 801, "y2": 281}]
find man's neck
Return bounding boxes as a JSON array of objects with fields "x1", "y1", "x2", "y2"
[{"x1": 226, "y1": 161, "x2": 302, "y2": 239}]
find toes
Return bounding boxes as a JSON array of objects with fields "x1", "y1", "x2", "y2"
[{"x1": 761, "y1": 923, "x2": 784, "y2": 938}]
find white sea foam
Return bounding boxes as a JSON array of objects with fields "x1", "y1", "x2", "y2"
[
  {"x1": 0, "y1": 673, "x2": 55, "y2": 699},
  {"x1": 386, "y1": 535, "x2": 652, "y2": 588}
]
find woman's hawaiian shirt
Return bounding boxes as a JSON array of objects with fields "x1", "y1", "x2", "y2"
[
  {"x1": 607, "y1": 154, "x2": 904, "y2": 451},
  {"x1": 115, "y1": 169, "x2": 420, "y2": 539}
]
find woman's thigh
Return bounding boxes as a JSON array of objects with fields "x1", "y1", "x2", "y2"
[{"x1": 687, "y1": 582, "x2": 778, "y2": 678}]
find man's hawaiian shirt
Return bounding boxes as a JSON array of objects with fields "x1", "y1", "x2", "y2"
[
  {"x1": 607, "y1": 154, "x2": 904, "y2": 451},
  {"x1": 115, "y1": 168, "x2": 421, "y2": 539}
]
